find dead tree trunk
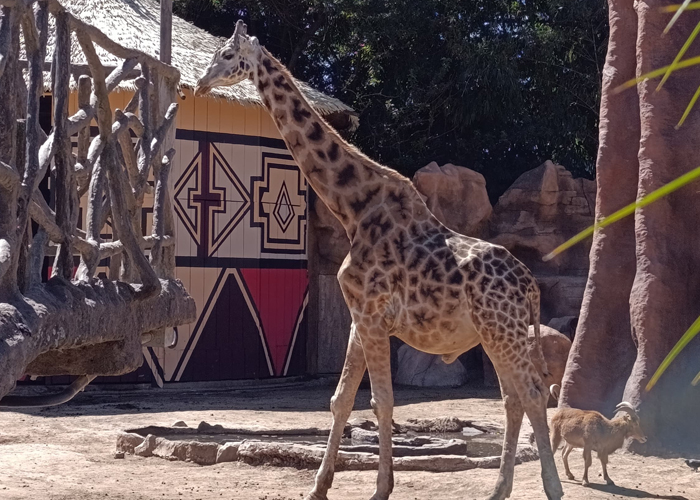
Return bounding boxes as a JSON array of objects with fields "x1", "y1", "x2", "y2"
[
  {"x1": 0, "y1": 0, "x2": 195, "y2": 402},
  {"x1": 561, "y1": 0, "x2": 700, "y2": 450}
]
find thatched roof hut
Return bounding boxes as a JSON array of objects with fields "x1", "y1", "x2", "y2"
[
  {"x1": 24, "y1": 0, "x2": 357, "y2": 385},
  {"x1": 37, "y1": 0, "x2": 356, "y2": 128}
]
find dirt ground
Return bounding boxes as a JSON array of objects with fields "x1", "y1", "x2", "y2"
[{"x1": 0, "y1": 379, "x2": 697, "y2": 500}]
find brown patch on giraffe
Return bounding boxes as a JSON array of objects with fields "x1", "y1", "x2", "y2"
[
  {"x1": 262, "y1": 58, "x2": 278, "y2": 74},
  {"x1": 307, "y1": 122, "x2": 325, "y2": 142},
  {"x1": 336, "y1": 163, "x2": 358, "y2": 187},
  {"x1": 273, "y1": 92, "x2": 286, "y2": 103},
  {"x1": 327, "y1": 142, "x2": 340, "y2": 162},
  {"x1": 348, "y1": 186, "x2": 381, "y2": 216},
  {"x1": 291, "y1": 97, "x2": 312, "y2": 123},
  {"x1": 315, "y1": 149, "x2": 326, "y2": 160},
  {"x1": 258, "y1": 78, "x2": 270, "y2": 92},
  {"x1": 407, "y1": 246, "x2": 428, "y2": 271},
  {"x1": 273, "y1": 74, "x2": 293, "y2": 92}
]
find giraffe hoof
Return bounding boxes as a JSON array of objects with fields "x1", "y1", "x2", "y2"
[
  {"x1": 582, "y1": 480, "x2": 590, "y2": 487},
  {"x1": 304, "y1": 492, "x2": 328, "y2": 500},
  {"x1": 606, "y1": 478, "x2": 615, "y2": 486},
  {"x1": 566, "y1": 473, "x2": 575, "y2": 480}
]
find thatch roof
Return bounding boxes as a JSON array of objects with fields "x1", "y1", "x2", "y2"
[{"x1": 36, "y1": 0, "x2": 355, "y2": 117}]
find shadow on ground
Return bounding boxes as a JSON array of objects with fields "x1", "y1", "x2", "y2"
[
  {"x1": 1, "y1": 378, "x2": 501, "y2": 419},
  {"x1": 587, "y1": 482, "x2": 689, "y2": 499}
]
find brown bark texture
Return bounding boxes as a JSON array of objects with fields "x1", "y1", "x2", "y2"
[
  {"x1": 561, "y1": 0, "x2": 700, "y2": 450},
  {"x1": 0, "y1": 0, "x2": 194, "y2": 401}
]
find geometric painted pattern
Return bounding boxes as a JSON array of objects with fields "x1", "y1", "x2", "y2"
[
  {"x1": 174, "y1": 151, "x2": 203, "y2": 246},
  {"x1": 174, "y1": 267, "x2": 308, "y2": 381},
  {"x1": 208, "y1": 144, "x2": 251, "y2": 256},
  {"x1": 251, "y1": 152, "x2": 307, "y2": 254},
  {"x1": 174, "y1": 141, "x2": 252, "y2": 257}
]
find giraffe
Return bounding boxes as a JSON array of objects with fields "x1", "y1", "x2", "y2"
[{"x1": 195, "y1": 20, "x2": 564, "y2": 500}]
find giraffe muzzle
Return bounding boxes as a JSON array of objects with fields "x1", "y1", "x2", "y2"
[{"x1": 194, "y1": 82, "x2": 211, "y2": 97}]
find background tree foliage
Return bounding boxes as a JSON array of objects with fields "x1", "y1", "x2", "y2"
[{"x1": 176, "y1": 0, "x2": 607, "y2": 199}]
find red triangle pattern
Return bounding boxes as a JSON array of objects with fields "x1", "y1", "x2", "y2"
[{"x1": 240, "y1": 268, "x2": 308, "y2": 375}]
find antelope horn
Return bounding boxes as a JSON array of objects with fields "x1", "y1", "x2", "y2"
[
  {"x1": 549, "y1": 384, "x2": 561, "y2": 402},
  {"x1": 615, "y1": 401, "x2": 639, "y2": 418}
]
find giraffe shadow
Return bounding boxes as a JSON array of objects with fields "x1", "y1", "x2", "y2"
[{"x1": 585, "y1": 482, "x2": 688, "y2": 499}]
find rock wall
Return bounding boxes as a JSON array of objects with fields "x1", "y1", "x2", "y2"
[{"x1": 307, "y1": 160, "x2": 594, "y2": 382}]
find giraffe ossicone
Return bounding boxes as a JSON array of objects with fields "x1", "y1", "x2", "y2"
[{"x1": 196, "y1": 20, "x2": 564, "y2": 500}]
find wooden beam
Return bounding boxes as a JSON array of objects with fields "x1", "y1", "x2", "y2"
[{"x1": 159, "y1": 0, "x2": 172, "y2": 65}]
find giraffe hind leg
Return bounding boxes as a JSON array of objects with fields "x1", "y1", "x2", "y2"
[{"x1": 484, "y1": 337, "x2": 564, "y2": 500}]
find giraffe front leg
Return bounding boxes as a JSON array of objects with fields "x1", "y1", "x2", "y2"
[
  {"x1": 306, "y1": 325, "x2": 367, "y2": 500},
  {"x1": 359, "y1": 328, "x2": 394, "y2": 500},
  {"x1": 483, "y1": 350, "x2": 524, "y2": 500}
]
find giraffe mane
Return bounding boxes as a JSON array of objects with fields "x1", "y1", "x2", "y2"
[{"x1": 260, "y1": 47, "x2": 417, "y2": 193}]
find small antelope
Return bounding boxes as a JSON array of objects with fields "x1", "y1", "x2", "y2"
[{"x1": 548, "y1": 384, "x2": 647, "y2": 486}]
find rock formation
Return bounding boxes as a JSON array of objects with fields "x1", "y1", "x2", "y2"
[
  {"x1": 413, "y1": 162, "x2": 492, "y2": 237},
  {"x1": 394, "y1": 344, "x2": 468, "y2": 387},
  {"x1": 490, "y1": 160, "x2": 596, "y2": 323}
]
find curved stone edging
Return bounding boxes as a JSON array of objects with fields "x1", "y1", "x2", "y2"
[{"x1": 115, "y1": 417, "x2": 540, "y2": 471}]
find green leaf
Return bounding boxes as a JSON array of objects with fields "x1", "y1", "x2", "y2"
[
  {"x1": 662, "y1": 2, "x2": 700, "y2": 13},
  {"x1": 543, "y1": 165, "x2": 700, "y2": 261},
  {"x1": 658, "y1": 20, "x2": 700, "y2": 90},
  {"x1": 614, "y1": 54, "x2": 700, "y2": 93},
  {"x1": 664, "y1": 0, "x2": 694, "y2": 34},
  {"x1": 676, "y1": 83, "x2": 700, "y2": 127},
  {"x1": 646, "y1": 314, "x2": 700, "y2": 391}
]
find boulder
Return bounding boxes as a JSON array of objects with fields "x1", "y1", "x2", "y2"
[
  {"x1": 489, "y1": 160, "x2": 596, "y2": 277},
  {"x1": 394, "y1": 344, "x2": 467, "y2": 387},
  {"x1": 527, "y1": 325, "x2": 572, "y2": 406},
  {"x1": 216, "y1": 442, "x2": 240, "y2": 463},
  {"x1": 413, "y1": 162, "x2": 492, "y2": 237}
]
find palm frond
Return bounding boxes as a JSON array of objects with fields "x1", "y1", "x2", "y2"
[
  {"x1": 664, "y1": 0, "x2": 694, "y2": 33},
  {"x1": 543, "y1": 165, "x2": 700, "y2": 261},
  {"x1": 658, "y1": 20, "x2": 700, "y2": 90},
  {"x1": 614, "y1": 55, "x2": 700, "y2": 93},
  {"x1": 646, "y1": 314, "x2": 700, "y2": 390},
  {"x1": 662, "y1": 2, "x2": 700, "y2": 13}
]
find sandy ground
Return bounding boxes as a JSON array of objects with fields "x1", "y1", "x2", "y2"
[{"x1": 0, "y1": 380, "x2": 697, "y2": 500}]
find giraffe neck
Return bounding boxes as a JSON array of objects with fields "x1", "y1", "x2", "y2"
[{"x1": 250, "y1": 47, "x2": 428, "y2": 236}]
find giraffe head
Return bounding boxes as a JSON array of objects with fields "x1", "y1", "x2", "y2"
[{"x1": 195, "y1": 20, "x2": 260, "y2": 96}]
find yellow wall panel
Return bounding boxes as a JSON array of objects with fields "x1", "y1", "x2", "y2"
[
  {"x1": 178, "y1": 89, "x2": 196, "y2": 131},
  {"x1": 219, "y1": 98, "x2": 246, "y2": 135}
]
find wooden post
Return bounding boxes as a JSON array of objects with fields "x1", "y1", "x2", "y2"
[{"x1": 160, "y1": 0, "x2": 172, "y2": 65}]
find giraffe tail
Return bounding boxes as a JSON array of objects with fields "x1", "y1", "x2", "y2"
[{"x1": 529, "y1": 286, "x2": 550, "y2": 377}]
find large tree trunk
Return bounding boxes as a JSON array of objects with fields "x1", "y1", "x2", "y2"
[
  {"x1": 559, "y1": 0, "x2": 640, "y2": 413},
  {"x1": 623, "y1": 0, "x2": 700, "y2": 447},
  {"x1": 561, "y1": 0, "x2": 700, "y2": 449}
]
